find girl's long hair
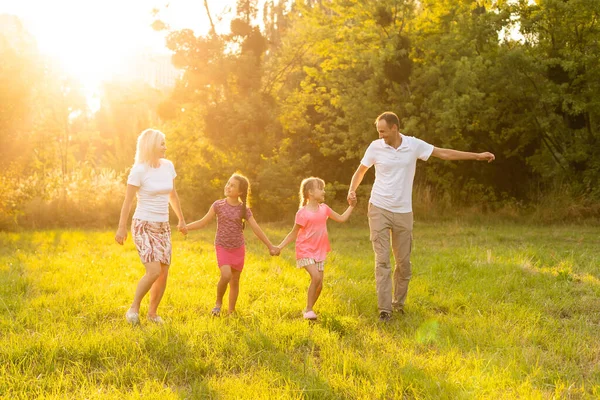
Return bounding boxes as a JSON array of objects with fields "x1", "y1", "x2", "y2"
[
  {"x1": 231, "y1": 173, "x2": 250, "y2": 229},
  {"x1": 299, "y1": 177, "x2": 325, "y2": 209},
  {"x1": 134, "y1": 128, "x2": 165, "y2": 166}
]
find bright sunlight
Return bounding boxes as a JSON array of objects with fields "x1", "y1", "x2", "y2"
[{"x1": 1, "y1": 0, "x2": 238, "y2": 111}]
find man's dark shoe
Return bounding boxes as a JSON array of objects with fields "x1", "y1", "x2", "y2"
[{"x1": 379, "y1": 311, "x2": 392, "y2": 322}]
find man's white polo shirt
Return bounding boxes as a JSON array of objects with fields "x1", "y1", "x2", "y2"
[{"x1": 360, "y1": 135, "x2": 434, "y2": 213}]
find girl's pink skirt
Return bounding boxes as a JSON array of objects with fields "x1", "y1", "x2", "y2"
[
  {"x1": 215, "y1": 245, "x2": 245, "y2": 271},
  {"x1": 132, "y1": 219, "x2": 172, "y2": 265}
]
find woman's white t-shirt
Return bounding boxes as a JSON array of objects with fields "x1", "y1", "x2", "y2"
[{"x1": 127, "y1": 159, "x2": 176, "y2": 222}]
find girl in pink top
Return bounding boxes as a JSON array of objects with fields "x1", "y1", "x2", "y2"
[
  {"x1": 276, "y1": 177, "x2": 356, "y2": 320},
  {"x1": 186, "y1": 173, "x2": 277, "y2": 316}
]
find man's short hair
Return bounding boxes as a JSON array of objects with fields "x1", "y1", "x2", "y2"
[{"x1": 375, "y1": 112, "x2": 400, "y2": 128}]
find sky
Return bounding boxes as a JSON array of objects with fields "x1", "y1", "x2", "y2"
[{"x1": 0, "y1": 0, "x2": 241, "y2": 100}]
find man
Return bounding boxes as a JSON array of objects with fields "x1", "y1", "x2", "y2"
[{"x1": 348, "y1": 111, "x2": 495, "y2": 322}]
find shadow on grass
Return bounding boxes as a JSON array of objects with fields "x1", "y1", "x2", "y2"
[
  {"x1": 0, "y1": 264, "x2": 29, "y2": 324},
  {"x1": 125, "y1": 319, "x2": 336, "y2": 398},
  {"x1": 242, "y1": 327, "x2": 336, "y2": 398},
  {"x1": 0, "y1": 233, "x2": 36, "y2": 327}
]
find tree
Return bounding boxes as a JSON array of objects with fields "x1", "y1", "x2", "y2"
[{"x1": 0, "y1": 15, "x2": 42, "y2": 171}]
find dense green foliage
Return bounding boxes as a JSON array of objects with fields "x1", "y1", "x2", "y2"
[
  {"x1": 1, "y1": 222, "x2": 599, "y2": 397},
  {"x1": 1, "y1": 0, "x2": 599, "y2": 228}
]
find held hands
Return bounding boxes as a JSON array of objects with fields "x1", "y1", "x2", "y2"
[
  {"x1": 347, "y1": 190, "x2": 357, "y2": 206},
  {"x1": 269, "y1": 245, "x2": 281, "y2": 256},
  {"x1": 177, "y1": 220, "x2": 188, "y2": 236},
  {"x1": 477, "y1": 152, "x2": 495, "y2": 163},
  {"x1": 115, "y1": 227, "x2": 127, "y2": 245}
]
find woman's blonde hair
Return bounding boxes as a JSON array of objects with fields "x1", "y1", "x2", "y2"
[
  {"x1": 134, "y1": 128, "x2": 165, "y2": 165},
  {"x1": 299, "y1": 177, "x2": 325, "y2": 209}
]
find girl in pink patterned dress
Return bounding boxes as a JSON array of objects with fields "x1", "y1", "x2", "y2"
[
  {"x1": 186, "y1": 173, "x2": 277, "y2": 316},
  {"x1": 276, "y1": 177, "x2": 356, "y2": 320},
  {"x1": 115, "y1": 129, "x2": 187, "y2": 325}
]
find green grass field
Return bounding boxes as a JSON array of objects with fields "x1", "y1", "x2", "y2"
[{"x1": 1, "y1": 221, "x2": 599, "y2": 399}]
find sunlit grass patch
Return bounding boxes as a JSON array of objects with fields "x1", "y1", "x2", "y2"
[{"x1": 1, "y1": 222, "x2": 599, "y2": 398}]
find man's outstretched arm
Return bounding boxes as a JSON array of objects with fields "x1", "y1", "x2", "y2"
[{"x1": 431, "y1": 147, "x2": 495, "y2": 163}]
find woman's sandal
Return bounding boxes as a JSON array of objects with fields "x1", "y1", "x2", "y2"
[{"x1": 210, "y1": 307, "x2": 221, "y2": 317}]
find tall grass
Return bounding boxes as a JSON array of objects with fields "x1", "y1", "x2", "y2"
[
  {"x1": 1, "y1": 221, "x2": 599, "y2": 398},
  {"x1": 2, "y1": 165, "x2": 598, "y2": 230},
  {"x1": 0, "y1": 166, "x2": 124, "y2": 230},
  {"x1": 411, "y1": 183, "x2": 600, "y2": 224}
]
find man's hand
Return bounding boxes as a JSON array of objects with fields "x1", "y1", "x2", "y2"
[
  {"x1": 477, "y1": 152, "x2": 495, "y2": 163},
  {"x1": 347, "y1": 190, "x2": 357, "y2": 205}
]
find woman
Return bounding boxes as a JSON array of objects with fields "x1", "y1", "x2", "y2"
[{"x1": 115, "y1": 128, "x2": 187, "y2": 324}]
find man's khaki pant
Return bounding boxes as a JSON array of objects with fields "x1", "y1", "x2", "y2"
[{"x1": 368, "y1": 203, "x2": 413, "y2": 313}]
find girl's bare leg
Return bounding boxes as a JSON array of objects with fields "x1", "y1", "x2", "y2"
[
  {"x1": 304, "y1": 264, "x2": 324, "y2": 312},
  {"x1": 215, "y1": 265, "x2": 232, "y2": 308},
  {"x1": 228, "y1": 268, "x2": 242, "y2": 313}
]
